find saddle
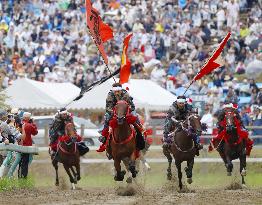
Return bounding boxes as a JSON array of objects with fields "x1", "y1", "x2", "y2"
[
  {"x1": 108, "y1": 115, "x2": 145, "y2": 150},
  {"x1": 77, "y1": 142, "x2": 89, "y2": 156}
]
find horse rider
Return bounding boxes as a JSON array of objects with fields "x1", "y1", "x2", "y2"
[
  {"x1": 49, "y1": 108, "x2": 89, "y2": 156},
  {"x1": 163, "y1": 95, "x2": 203, "y2": 155},
  {"x1": 216, "y1": 99, "x2": 243, "y2": 132},
  {"x1": 0, "y1": 109, "x2": 22, "y2": 178},
  {"x1": 97, "y1": 82, "x2": 146, "y2": 153},
  {"x1": 212, "y1": 101, "x2": 253, "y2": 155},
  {"x1": 49, "y1": 108, "x2": 75, "y2": 156}
]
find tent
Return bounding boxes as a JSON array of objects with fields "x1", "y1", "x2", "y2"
[
  {"x1": 3, "y1": 78, "x2": 80, "y2": 109},
  {"x1": 69, "y1": 79, "x2": 177, "y2": 111}
]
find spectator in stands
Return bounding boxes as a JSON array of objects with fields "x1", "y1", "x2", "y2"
[
  {"x1": 240, "y1": 107, "x2": 251, "y2": 127},
  {"x1": 251, "y1": 106, "x2": 262, "y2": 144},
  {"x1": 201, "y1": 105, "x2": 214, "y2": 134}
]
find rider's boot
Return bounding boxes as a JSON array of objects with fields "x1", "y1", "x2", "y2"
[
  {"x1": 49, "y1": 142, "x2": 58, "y2": 157},
  {"x1": 96, "y1": 127, "x2": 109, "y2": 152},
  {"x1": 97, "y1": 127, "x2": 113, "y2": 160},
  {"x1": 162, "y1": 134, "x2": 172, "y2": 151},
  {"x1": 193, "y1": 135, "x2": 203, "y2": 156}
]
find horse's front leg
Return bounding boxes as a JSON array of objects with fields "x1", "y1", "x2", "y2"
[
  {"x1": 239, "y1": 147, "x2": 247, "y2": 186},
  {"x1": 175, "y1": 160, "x2": 183, "y2": 190},
  {"x1": 185, "y1": 158, "x2": 194, "y2": 184},
  {"x1": 70, "y1": 167, "x2": 78, "y2": 184},
  {"x1": 225, "y1": 155, "x2": 233, "y2": 176},
  {"x1": 129, "y1": 151, "x2": 138, "y2": 178},
  {"x1": 63, "y1": 164, "x2": 76, "y2": 189},
  {"x1": 114, "y1": 158, "x2": 125, "y2": 181},
  {"x1": 163, "y1": 146, "x2": 172, "y2": 180},
  {"x1": 52, "y1": 158, "x2": 59, "y2": 186},
  {"x1": 75, "y1": 163, "x2": 81, "y2": 181}
]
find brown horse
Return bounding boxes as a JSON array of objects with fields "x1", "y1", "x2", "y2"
[
  {"x1": 163, "y1": 112, "x2": 202, "y2": 190},
  {"x1": 51, "y1": 123, "x2": 80, "y2": 190},
  {"x1": 211, "y1": 108, "x2": 247, "y2": 186},
  {"x1": 107, "y1": 100, "x2": 138, "y2": 182}
]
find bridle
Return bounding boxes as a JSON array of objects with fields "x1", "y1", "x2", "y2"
[
  {"x1": 224, "y1": 109, "x2": 236, "y2": 129},
  {"x1": 113, "y1": 100, "x2": 130, "y2": 123},
  {"x1": 58, "y1": 123, "x2": 77, "y2": 155},
  {"x1": 169, "y1": 113, "x2": 201, "y2": 137},
  {"x1": 167, "y1": 113, "x2": 201, "y2": 153}
]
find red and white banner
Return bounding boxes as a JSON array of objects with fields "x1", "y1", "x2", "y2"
[
  {"x1": 194, "y1": 32, "x2": 231, "y2": 81},
  {"x1": 119, "y1": 33, "x2": 133, "y2": 85}
]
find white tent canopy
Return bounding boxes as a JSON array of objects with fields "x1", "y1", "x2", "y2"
[
  {"x1": 69, "y1": 79, "x2": 176, "y2": 110},
  {"x1": 3, "y1": 78, "x2": 80, "y2": 109}
]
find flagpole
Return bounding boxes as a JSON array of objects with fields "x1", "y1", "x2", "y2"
[
  {"x1": 183, "y1": 79, "x2": 195, "y2": 95},
  {"x1": 103, "y1": 58, "x2": 117, "y2": 83},
  {"x1": 87, "y1": 29, "x2": 116, "y2": 83}
]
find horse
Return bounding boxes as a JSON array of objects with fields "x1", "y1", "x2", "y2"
[
  {"x1": 107, "y1": 100, "x2": 138, "y2": 183},
  {"x1": 163, "y1": 112, "x2": 202, "y2": 190},
  {"x1": 210, "y1": 108, "x2": 247, "y2": 186},
  {"x1": 51, "y1": 123, "x2": 80, "y2": 190}
]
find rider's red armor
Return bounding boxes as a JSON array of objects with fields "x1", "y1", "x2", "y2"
[
  {"x1": 97, "y1": 104, "x2": 146, "y2": 152},
  {"x1": 49, "y1": 113, "x2": 74, "y2": 152},
  {"x1": 209, "y1": 113, "x2": 253, "y2": 156}
]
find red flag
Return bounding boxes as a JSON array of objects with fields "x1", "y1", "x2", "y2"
[
  {"x1": 194, "y1": 32, "x2": 231, "y2": 81},
  {"x1": 119, "y1": 33, "x2": 133, "y2": 85},
  {"x1": 100, "y1": 20, "x2": 114, "y2": 43},
  {"x1": 85, "y1": 0, "x2": 113, "y2": 65}
]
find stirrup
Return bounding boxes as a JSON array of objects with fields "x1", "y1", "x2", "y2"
[{"x1": 106, "y1": 152, "x2": 112, "y2": 160}]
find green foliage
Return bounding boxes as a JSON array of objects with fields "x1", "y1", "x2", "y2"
[{"x1": 0, "y1": 177, "x2": 35, "y2": 192}]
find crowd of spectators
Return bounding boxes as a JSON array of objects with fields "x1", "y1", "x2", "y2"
[
  {"x1": 0, "y1": 0, "x2": 260, "y2": 87},
  {"x1": 0, "y1": 0, "x2": 261, "y2": 140}
]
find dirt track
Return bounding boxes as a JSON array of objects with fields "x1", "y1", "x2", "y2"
[{"x1": 1, "y1": 186, "x2": 262, "y2": 205}]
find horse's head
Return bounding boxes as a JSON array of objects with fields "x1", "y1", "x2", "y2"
[
  {"x1": 65, "y1": 123, "x2": 77, "y2": 143},
  {"x1": 187, "y1": 112, "x2": 202, "y2": 136},
  {"x1": 114, "y1": 100, "x2": 129, "y2": 125},
  {"x1": 224, "y1": 108, "x2": 236, "y2": 133}
]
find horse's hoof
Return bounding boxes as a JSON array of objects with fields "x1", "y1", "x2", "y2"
[
  {"x1": 242, "y1": 184, "x2": 247, "y2": 189},
  {"x1": 227, "y1": 172, "x2": 232, "y2": 176},
  {"x1": 131, "y1": 170, "x2": 138, "y2": 178},
  {"x1": 71, "y1": 183, "x2": 76, "y2": 190},
  {"x1": 145, "y1": 162, "x2": 151, "y2": 171},
  {"x1": 114, "y1": 176, "x2": 124, "y2": 181},
  {"x1": 114, "y1": 171, "x2": 126, "y2": 181},
  {"x1": 167, "y1": 173, "x2": 172, "y2": 180},
  {"x1": 241, "y1": 169, "x2": 247, "y2": 176},
  {"x1": 187, "y1": 178, "x2": 193, "y2": 184},
  {"x1": 55, "y1": 182, "x2": 59, "y2": 186},
  {"x1": 126, "y1": 177, "x2": 132, "y2": 184}
]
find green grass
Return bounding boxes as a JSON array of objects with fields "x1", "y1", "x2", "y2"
[
  {"x1": 29, "y1": 162, "x2": 262, "y2": 189},
  {"x1": 0, "y1": 177, "x2": 35, "y2": 192},
  {"x1": 35, "y1": 147, "x2": 262, "y2": 160}
]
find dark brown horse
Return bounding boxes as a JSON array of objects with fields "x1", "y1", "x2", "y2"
[
  {"x1": 163, "y1": 112, "x2": 202, "y2": 190},
  {"x1": 211, "y1": 108, "x2": 247, "y2": 186},
  {"x1": 51, "y1": 123, "x2": 80, "y2": 190},
  {"x1": 107, "y1": 100, "x2": 138, "y2": 182}
]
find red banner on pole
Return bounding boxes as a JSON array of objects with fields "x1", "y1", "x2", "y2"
[
  {"x1": 119, "y1": 33, "x2": 133, "y2": 85},
  {"x1": 85, "y1": 0, "x2": 113, "y2": 65},
  {"x1": 194, "y1": 32, "x2": 231, "y2": 81}
]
